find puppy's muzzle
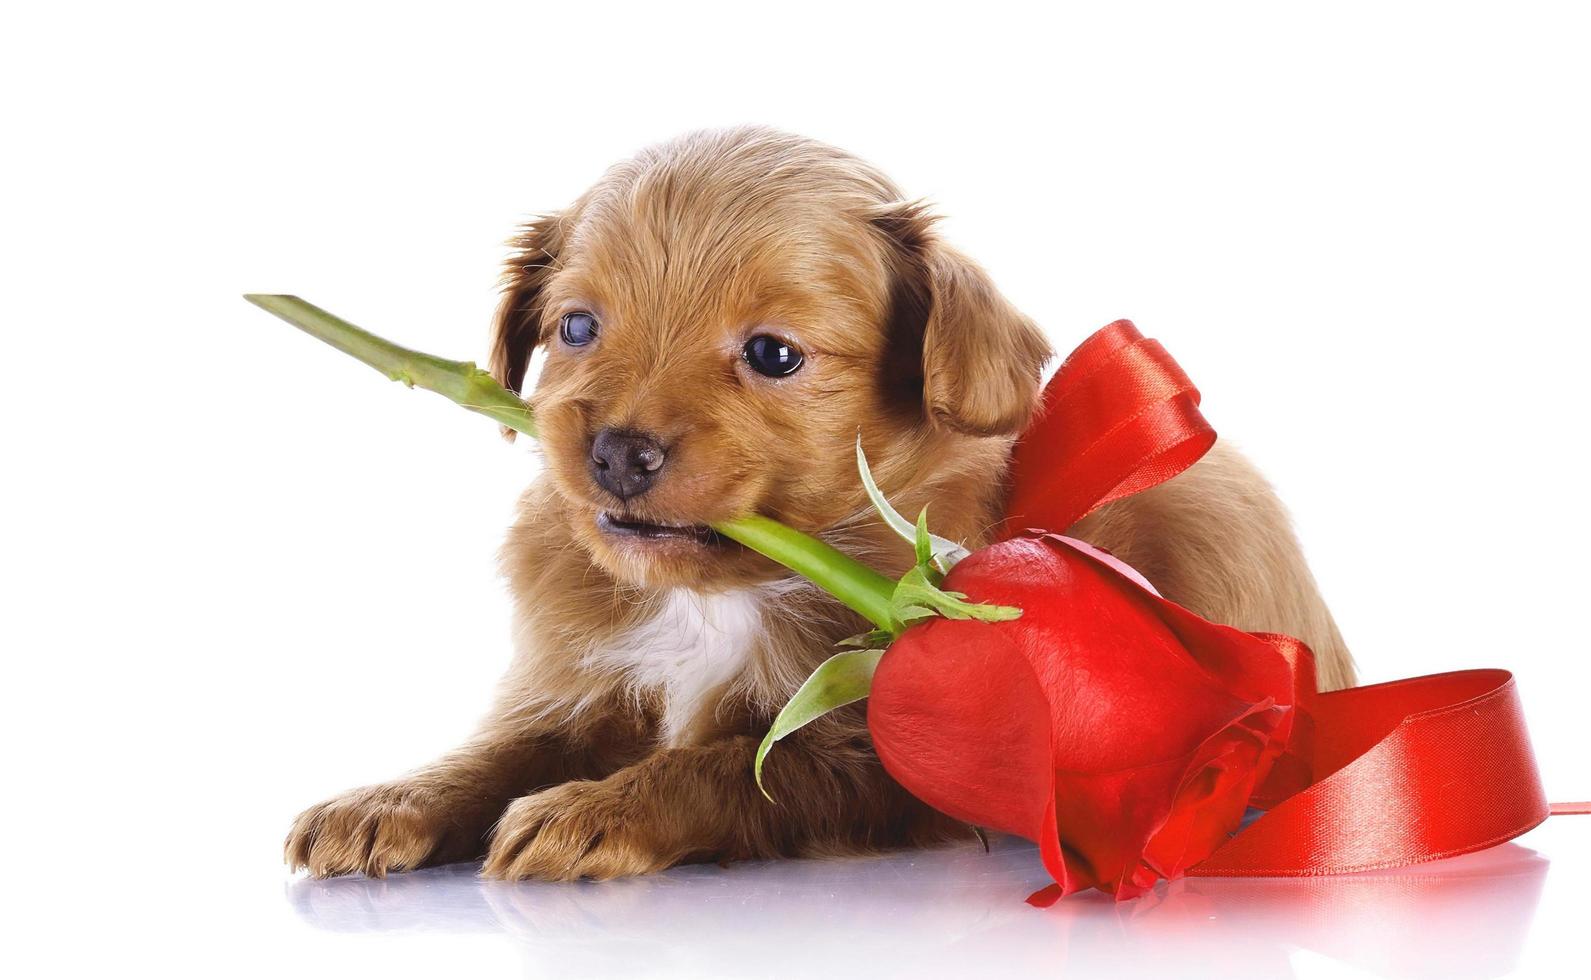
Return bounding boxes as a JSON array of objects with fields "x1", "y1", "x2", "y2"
[{"x1": 590, "y1": 428, "x2": 666, "y2": 500}]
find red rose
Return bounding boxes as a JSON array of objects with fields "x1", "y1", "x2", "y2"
[{"x1": 867, "y1": 532, "x2": 1305, "y2": 902}]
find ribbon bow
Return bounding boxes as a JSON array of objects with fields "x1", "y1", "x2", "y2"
[{"x1": 963, "y1": 320, "x2": 1575, "y2": 902}]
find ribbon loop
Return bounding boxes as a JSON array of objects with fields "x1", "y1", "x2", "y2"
[
  {"x1": 1004, "y1": 320, "x2": 1215, "y2": 536},
  {"x1": 1192, "y1": 667, "x2": 1549, "y2": 877}
]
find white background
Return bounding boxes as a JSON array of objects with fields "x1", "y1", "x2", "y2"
[{"x1": 3, "y1": 2, "x2": 1588, "y2": 977}]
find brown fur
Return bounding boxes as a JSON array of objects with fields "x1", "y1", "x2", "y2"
[{"x1": 286, "y1": 127, "x2": 1354, "y2": 881}]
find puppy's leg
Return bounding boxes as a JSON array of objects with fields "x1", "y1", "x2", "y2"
[
  {"x1": 286, "y1": 705, "x2": 645, "y2": 878},
  {"x1": 482, "y1": 727, "x2": 957, "y2": 880},
  {"x1": 1069, "y1": 441, "x2": 1356, "y2": 689}
]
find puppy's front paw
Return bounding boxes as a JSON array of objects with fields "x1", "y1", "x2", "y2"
[
  {"x1": 483, "y1": 780, "x2": 678, "y2": 881},
  {"x1": 286, "y1": 781, "x2": 474, "y2": 878}
]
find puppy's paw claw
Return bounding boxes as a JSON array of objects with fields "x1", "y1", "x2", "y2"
[
  {"x1": 285, "y1": 782, "x2": 463, "y2": 878},
  {"x1": 483, "y1": 780, "x2": 676, "y2": 881}
]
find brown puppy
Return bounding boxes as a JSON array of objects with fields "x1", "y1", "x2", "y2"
[{"x1": 285, "y1": 127, "x2": 1353, "y2": 881}]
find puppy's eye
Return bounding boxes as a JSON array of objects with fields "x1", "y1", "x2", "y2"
[
  {"x1": 559, "y1": 311, "x2": 599, "y2": 347},
  {"x1": 742, "y1": 334, "x2": 803, "y2": 377}
]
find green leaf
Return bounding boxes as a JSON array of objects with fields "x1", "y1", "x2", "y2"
[
  {"x1": 890, "y1": 566, "x2": 1023, "y2": 627},
  {"x1": 856, "y1": 437, "x2": 969, "y2": 573},
  {"x1": 893, "y1": 603, "x2": 938, "y2": 624},
  {"x1": 914, "y1": 507, "x2": 935, "y2": 571},
  {"x1": 837, "y1": 629, "x2": 894, "y2": 649},
  {"x1": 754, "y1": 649, "x2": 884, "y2": 801}
]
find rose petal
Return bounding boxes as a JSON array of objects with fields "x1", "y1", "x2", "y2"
[{"x1": 868, "y1": 616, "x2": 1056, "y2": 844}]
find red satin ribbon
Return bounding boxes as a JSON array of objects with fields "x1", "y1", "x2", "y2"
[
  {"x1": 1010, "y1": 320, "x2": 1579, "y2": 882},
  {"x1": 1196, "y1": 651, "x2": 1551, "y2": 877},
  {"x1": 1005, "y1": 320, "x2": 1215, "y2": 538}
]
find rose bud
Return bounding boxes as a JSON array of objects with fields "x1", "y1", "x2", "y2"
[{"x1": 867, "y1": 532, "x2": 1303, "y2": 902}]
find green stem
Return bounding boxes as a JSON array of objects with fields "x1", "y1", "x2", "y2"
[
  {"x1": 713, "y1": 514, "x2": 898, "y2": 633},
  {"x1": 245, "y1": 295, "x2": 539, "y2": 438},
  {"x1": 245, "y1": 294, "x2": 898, "y2": 632}
]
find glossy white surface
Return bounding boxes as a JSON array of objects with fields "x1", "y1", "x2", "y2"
[
  {"x1": 279, "y1": 821, "x2": 1580, "y2": 979},
  {"x1": 7, "y1": 3, "x2": 1590, "y2": 978}
]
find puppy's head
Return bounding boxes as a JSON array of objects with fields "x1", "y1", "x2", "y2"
[{"x1": 491, "y1": 128, "x2": 1051, "y2": 589}]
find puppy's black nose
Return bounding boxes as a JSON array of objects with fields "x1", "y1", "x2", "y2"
[{"x1": 590, "y1": 429, "x2": 666, "y2": 500}]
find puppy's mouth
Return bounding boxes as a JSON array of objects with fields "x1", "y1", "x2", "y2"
[{"x1": 595, "y1": 511, "x2": 725, "y2": 547}]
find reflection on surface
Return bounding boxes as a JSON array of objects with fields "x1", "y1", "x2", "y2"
[{"x1": 288, "y1": 836, "x2": 1547, "y2": 979}]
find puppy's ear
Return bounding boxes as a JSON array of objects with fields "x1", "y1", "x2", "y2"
[
  {"x1": 489, "y1": 213, "x2": 566, "y2": 438},
  {"x1": 871, "y1": 202, "x2": 1053, "y2": 437}
]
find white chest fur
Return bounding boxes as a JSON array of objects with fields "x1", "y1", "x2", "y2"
[{"x1": 587, "y1": 588, "x2": 764, "y2": 745}]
